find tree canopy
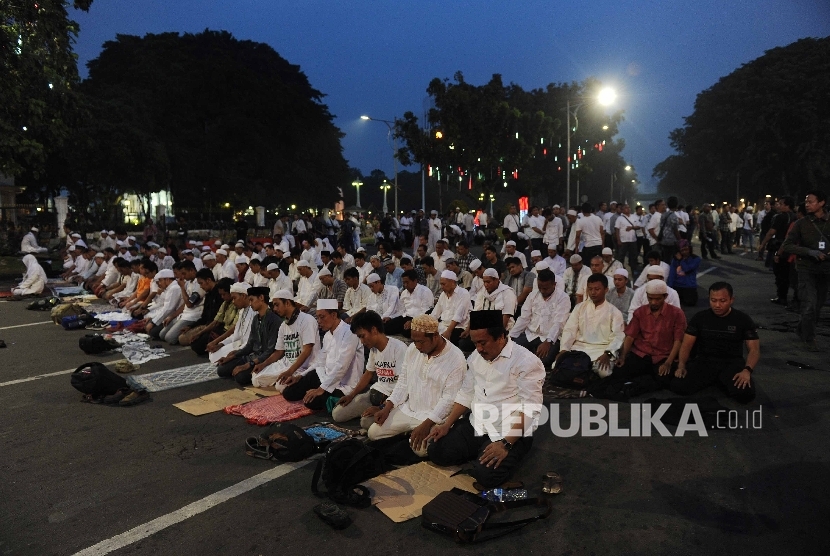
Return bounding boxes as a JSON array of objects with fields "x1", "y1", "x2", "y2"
[
  {"x1": 0, "y1": 0, "x2": 93, "y2": 177},
  {"x1": 654, "y1": 36, "x2": 830, "y2": 203},
  {"x1": 395, "y1": 73, "x2": 631, "y2": 208}
]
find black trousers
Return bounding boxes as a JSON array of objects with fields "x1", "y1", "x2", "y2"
[
  {"x1": 669, "y1": 356, "x2": 755, "y2": 404},
  {"x1": 190, "y1": 328, "x2": 224, "y2": 357},
  {"x1": 773, "y1": 257, "x2": 790, "y2": 300},
  {"x1": 282, "y1": 371, "x2": 343, "y2": 411},
  {"x1": 384, "y1": 316, "x2": 406, "y2": 336},
  {"x1": 616, "y1": 241, "x2": 639, "y2": 272},
  {"x1": 614, "y1": 352, "x2": 675, "y2": 387},
  {"x1": 720, "y1": 230, "x2": 733, "y2": 253},
  {"x1": 699, "y1": 231, "x2": 718, "y2": 259},
  {"x1": 428, "y1": 418, "x2": 532, "y2": 489},
  {"x1": 581, "y1": 245, "x2": 603, "y2": 263},
  {"x1": 216, "y1": 356, "x2": 253, "y2": 385},
  {"x1": 512, "y1": 333, "x2": 559, "y2": 369},
  {"x1": 676, "y1": 287, "x2": 698, "y2": 307}
]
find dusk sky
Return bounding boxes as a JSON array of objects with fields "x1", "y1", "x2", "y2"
[{"x1": 72, "y1": 1, "x2": 829, "y2": 194}]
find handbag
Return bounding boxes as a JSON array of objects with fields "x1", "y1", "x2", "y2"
[{"x1": 421, "y1": 488, "x2": 551, "y2": 543}]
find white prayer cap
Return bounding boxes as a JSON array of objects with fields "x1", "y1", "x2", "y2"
[
  {"x1": 296, "y1": 260, "x2": 311, "y2": 268},
  {"x1": 356, "y1": 247, "x2": 366, "y2": 253},
  {"x1": 236, "y1": 240, "x2": 245, "y2": 245},
  {"x1": 567, "y1": 210, "x2": 578, "y2": 216},
  {"x1": 366, "y1": 273, "x2": 380, "y2": 284},
  {"x1": 318, "y1": 267, "x2": 332, "y2": 277},
  {"x1": 230, "y1": 282, "x2": 250, "y2": 294},
  {"x1": 158, "y1": 247, "x2": 167, "y2": 254},
  {"x1": 614, "y1": 268, "x2": 629, "y2": 278},
  {"x1": 155, "y1": 269, "x2": 174, "y2": 280},
  {"x1": 266, "y1": 263, "x2": 279, "y2": 271},
  {"x1": 569, "y1": 254, "x2": 582, "y2": 264},
  {"x1": 552, "y1": 204, "x2": 561, "y2": 209},
  {"x1": 94, "y1": 252, "x2": 105, "y2": 258},
  {"x1": 645, "y1": 280, "x2": 668, "y2": 295},
  {"x1": 275, "y1": 245, "x2": 285, "y2": 252},
  {"x1": 214, "y1": 240, "x2": 222, "y2": 246},
  {"x1": 71, "y1": 233, "x2": 81, "y2": 238},
  {"x1": 116, "y1": 240, "x2": 125, "y2": 247},
  {"x1": 439, "y1": 237, "x2": 449, "y2": 244},
  {"x1": 235, "y1": 256, "x2": 249, "y2": 265},
  {"x1": 441, "y1": 270, "x2": 458, "y2": 281},
  {"x1": 517, "y1": 232, "x2": 529, "y2": 240},
  {"x1": 317, "y1": 299, "x2": 339, "y2": 310},
  {"x1": 431, "y1": 210, "x2": 438, "y2": 215},
  {"x1": 505, "y1": 240, "x2": 516, "y2": 247},
  {"x1": 127, "y1": 236, "x2": 135, "y2": 241},
  {"x1": 221, "y1": 244, "x2": 230, "y2": 250},
  {"x1": 31, "y1": 226, "x2": 39, "y2": 232},
  {"x1": 100, "y1": 229, "x2": 108, "y2": 234},
  {"x1": 108, "y1": 230, "x2": 116, "y2": 235},
  {"x1": 187, "y1": 239, "x2": 196, "y2": 245},
  {"x1": 602, "y1": 247, "x2": 613, "y2": 255},
  {"x1": 202, "y1": 253, "x2": 215, "y2": 261},
  {"x1": 216, "y1": 249, "x2": 228, "y2": 256},
  {"x1": 646, "y1": 264, "x2": 666, "y2": 278},
  {"x1": 483, "y1": 268, "x2": 499, "y2": 279},
  {"x1": 272, "y1": 289, "x2": 293, "y2": 300},
  {"x1": 469, "y1": 259, "x2": 482, "y2": 271},
  {"x1": 68, "y1": 245, "x2": 76, "y2": 252},
  {"x1": 201, "y1": 245, "x2": 212, "y2": 251},
  {"x1": 530, "y1": 250, "x2": 542, "y2": 258},
  {"x1": 534, "y1": 261, "x2": 549, "y2": 272}
]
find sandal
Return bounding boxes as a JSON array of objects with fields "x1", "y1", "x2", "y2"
[
  {"x1": 245, "y1": 437, "x2": 273, "y2": 460},
  {"x1": 80, "y1": 394, "x2": 103, "y2": 404},
  {"x1": 313, "y1": 502, "x2": 351, "y2": 530},
  {"x1": 118, "y1": 389, "x2": 151, "y2": 406},
  {"x1": 542, "y1": 472, "x2": 563, "y2": 495},
  {"x1": 102, "y1": 387, "x2": 131, "y2": 405}
]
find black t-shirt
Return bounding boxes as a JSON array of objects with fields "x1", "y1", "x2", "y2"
[
  {"x1": 686, "y1": 308, "x2": 758, "y2": 359},
  {"x1": 771, "y1": 211, "x2": 794, "y2": 242}
]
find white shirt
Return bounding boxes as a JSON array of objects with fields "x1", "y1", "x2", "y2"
[
  {"x1": 221, "y1": 259, "x2": 238, "y2": 280},
  {"x1": 559, "y1": 300, "x2": 625, "y2": 361},
  {"x1": 275, "y1": 311, "x2": 320, "y2": 375},
  {"x1": 343, "y1": 283, "x2": 373, "y2": 316},
  {"x1": 355, "y1": 262, "x2": 371, "y2": 284},
  {"x1": 302, "y1": 247, "x2": 321, "y2": 268},
  {"x1": 615, "y1": 213, "x2": 640, "y2": 243},
  {"x1": 478, "y1": 212, "x2": 489, "y2": 228},
  {"x1": 503, "y1": 214, "x2": 522, "y2": 233},
  {"x1": 457, "y1": 340, "x2": 545, "y2": 441},
  {"x1": 676, "y1": 209, "x2": 689, "y2": 233},
  {"x1": 222, "y1": 306, "x2": 255, "y2": 350},
  {"x1": 646, "y1": 212, "x2": 662, "y2": 246},
  {"x1": 469, "y1": 275, "x2": 484, "y2": 301},
  {"x1": 626, "y1": 282, "x2": 682, "y2": 323},
  {"x1": 463, "y1": 213, "x2": 476, "y2": 232},
  {"x1": 430, "y1": 250, "x2": 452, "y2": 274},
  {"x1": 101, "y1": 264, "x2": 121, "y2": 288},
  {"x1": 543, "y1": 217, "x2": 563, "y2": 247},
  {"x1": 433, "y1": 286, "x2": 471, "y2": 333},
  {"x1": 146, "y1": 284, "x2": 184, "y2": 326},
  {"x1": 20, "y1": 232, "x2": 41, "y2": 253},
  {"x1": 563, "y1": 265, "x2": 591, "y2": 299},
  {"x1": 295, "y1": 272, "x2": 319, "y2": 308},
  {"x1": 180, "y1": 279, "x2": 206, "y2": 322},
  {"x1": 634, "y1": 262, "x2": 670, "y2": 289},
  {"x1": 526, "y1": 215, "x2": 546, "y2": 239},
  {"x1": 602, "y1": 211, "x2": 615, "y2": 235},
  {"x1": 369, "y1": 284, "x2": 402, "y2": 319},
  {"x1": 387, "y1": 340, "x2": 466, "y2": 423},
  {"x1": 268, "y1": 272, "x2": 293, "y2": 300},
  {"x1": 473, "y1": 283, "x2": 517, "y2": 330},
  {"x1": 367, "y1": 337, "x2": 408, "y2": 396},
  {"x1": 575, "y1": 214, "x2": 604, "y2": 248},
  {"x1": 510, "y1": 287, "x2": 571, "y2": 344},
  {"x1": 428, "y1": 217, "x2": 442, "y2": 238},
  {"x1": 314, "y1": 320, "x2": 364, "y2": 396},
  {"x1": 544, "y1": 255, "x2": 567, "y2": 277},
  {"x1": 501, "y1": 249, "x2": 527, "y2": 269},
  {"x1": 400, "y1": 284, "x2": 435, "y2": 317}
]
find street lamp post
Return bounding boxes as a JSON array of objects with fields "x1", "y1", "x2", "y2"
[
  {"x1": 380, "y1": 181, "x2": 391, "y2": 214},
  {"x1": 352, "y1": 180, "x2": 363, "y2": 208},
  {"x1": 564, "y1": 87, "x2": 616, "y2": 209},
  {"x1": 362, "y1": 115, "x2": 399, "y2": 215}
]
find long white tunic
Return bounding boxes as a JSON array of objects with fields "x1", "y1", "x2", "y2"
[
  {"x1": 433, "y1": 286, "x2": 471, "y2": 333},
  {"x1": 473, "y1": 283, "x2": 517, "y2": 330},
  {"x1": 14, "y1": 255, "x2": 47, "y2": 295},
  {"x1": 368, "y1": 285, "x2": 402, "y2": 320},
  {"x1": 314, "y1": 320, "x2": 364, "y2": 396},
  {"x1": 510, "y1": 287, "x2": 571, "y2": 344},
  {"x1": 399, "y1": 284, "x2": 434, "y2": 317},
  {"x1": 559, "y1": 299, "x2": 625, "y2": 361},
  {"x1": 343, "y1": 283, "x2": 373, "y2": 316}
]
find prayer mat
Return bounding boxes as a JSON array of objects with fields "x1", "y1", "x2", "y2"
[
  {"x1": 174, "y1": 389, "x2": 261, "y2": 416},
  {"x1": 362, "y1": 462, "x2": 477, "y2": 523},
  {"x1": 52, "y1": 286, "x2": 85, "y2": 297},
  {"x1": 127, "y1": 362, "x2": 217, "y2": 392},
  {"x1": 224, "y1": 394, "x2": 317, "y2": 426},
  {"x1": 303, "y1": 423, "x2": 362, "y2": 444}
]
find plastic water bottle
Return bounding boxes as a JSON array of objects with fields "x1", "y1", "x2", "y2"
[{"x1": 480, "y1": 488, "x2": 528, "y2": 502}]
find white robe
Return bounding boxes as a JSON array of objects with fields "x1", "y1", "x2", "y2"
[{"x1": 13, "y1": 255, "x2": 47, "y2": 295}]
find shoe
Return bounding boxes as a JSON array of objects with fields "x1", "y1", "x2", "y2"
[
  {"x1": 770, "y1": 298, "x2": 787, "y2": 305},
  {"x1": 102, "y1": 387, "x2": 131, "y2": 405},
  {"x1": 118, "y1": 389, "x2": 151, "y2": 406},
  {"x1": 313, "y1": 503, "x2": 351, "y2": 530}
]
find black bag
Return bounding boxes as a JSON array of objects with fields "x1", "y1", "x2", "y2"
[
  {"x1": 551, "y1": 350, "x2": 594, "y2": 388},
  {"x1": 26, "y1": 297, "x2": 60, "y2": 311},
  {"x1": 255, "y1": 423, "x2": 318, "y2": 462},
  {"x1": 70, "y1": 362, "x2": 128, "y2": 397},
  {"x1": 422, "y1": 488, "x2": 551, "y2": 543},
  {"x1": 311, "y1": 438, "x2": 386, "y2": 508},
  {"x1": 79, "y1": 334, "x2": 119, "y2": 354}
]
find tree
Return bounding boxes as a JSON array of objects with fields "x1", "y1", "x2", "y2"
[
  {"x1": 78, "y1": 30, "x2": 349, "y2": 212},
  {"x1": 0, "y1": 0, "x2": 93, "y2": 177},
  {"x1": 654, "y1": 37, "x2": 830, "y2": 203}
]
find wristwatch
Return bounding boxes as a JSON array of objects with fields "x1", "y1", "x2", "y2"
[
  {"x1": 743, "y1": 365, "x2": 753, "y2": 374},
  {"x1": 500, "y1": 438, "x2": 513, "y2": 451},
  {"x1": 604, "y1": 350, "x2": 616, "y2": 359}
]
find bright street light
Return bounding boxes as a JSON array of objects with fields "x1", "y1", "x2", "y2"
[
  {"x1": 352, "y1": 180, "x2": 363, "y2": 208},
  {"x1": 565, "y1": 86, "x2": 616, "y2": 209},
  {"x1": 598, "y1": 87, "x2": 617, "y2": 106},
  {"x1": 625, "y1": 165, "x2": 632, "y2": 171},
  {"x1": 380, "y1": 181, "x2": 392, "y2": 214}
]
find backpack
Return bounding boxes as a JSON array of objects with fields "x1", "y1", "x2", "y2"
[
  {"x1": 70, "y1": 362, "x2": 128, "y2": 397},
  {"x1": 254, "y1": 423, "x2": 318, "y2": 462},
  {"x1": 79, "y1": 334, "x2": 120, "y2": 354},
  {"x1": 657, "y1": 210, "x2": 676, "y2": 245},
  {"x1": 27, "y1": 297, "x2": 60, "y2": 311},
  {"x1": 61, "y1": 313, "x2": 95, "y2": 330},
  {"x1": 551, "y1": 350, "x2": 594, "y2": 388},
  {"x1": 51, "y1": 303, "x2": 86, "y2": 324},
  {"x1": 311, "y1": 438, "x2": 386, "y2": 508}
]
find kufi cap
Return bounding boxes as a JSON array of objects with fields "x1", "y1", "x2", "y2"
[
  {"x1": 366, "y1": 273, "x2": 380, "y2": 284},
  {"x1": 68, "y1": 245, "x2": 76, "y2": 252},
  {"x1": 646, "y1": 264, "x2": 666, "y2": 278},
  {"x1": 116, "y1": 240, "x2": 126, "y2": 247},
  {"x1": 317, "y1": 267, "x2": 332, "y2": 277},
  {"x1": 483, "y1": 268, "x2": 499, "y2": 278},
  {"x1": 202, "y1": 253, "x2": 216, "y2": 261},
  {"x1": 613, "y1": 268, "x2": 629, "y2": 278},
  {"x1": 214, "y1": 240, "x2": 222, "y2": 246},
  {"x1": 236, "y1": 240, "x2": 245, "y2": 245},
  {"x1": 552, "y1": 204, "x2": 561, "y2": 209},
  {"x1": 201, "y1": 246, "x2": 212, "y2": 251},
  {"x1": 155, "y1": 269, "x2": 174, "y2": 280},
  {"x1": 31, "y1": 226, "x2": 39, "y2": 232},
  {"x1": 410, "y1": 314, "x2": 439, "y2": 334},
  {"x1": 71, "y1": 233, "x2": 81, "y2": 238},
  {"x1": 94, "y1": 252, "x2": 105, "y2": 258},
  {"x1": 383, "y1": 257, "x2": 395, "y2": 266},
  {"x1": 220, "y1": 244, "x2": 230, "y2": 250},
  {"x1": 317, "y1": 299, "x2": 339, "y2": 310},
  {"x1": 296, "y1": 260, "x2": 311, "y2": 268},
  {"x1": 74, "y1": 239, "x2": 87, "y2": 248},
  {"x1": 602, "y1": 247, "x2": 613, "y2": 255},
  {"x1": 158, "y1": 247, "x2": 167, "y2": 254},
  {"x1": 430, "y1": 210, "x2": 438, "y2": 215},
  {"x1": 187, "y1": 239, "x2": 195, "y2": 245},
  {"x1": 266, "y1": 263, "x2": 280, "y2": 271},
  {"x1": 569, "y1": 254, "x2": 582, "y2": 264},
  {"x1": 108, "y1": 230, "x2": 116, "y2": 235},
  {"x1": 230, "y1": 282, "x2": 250, "y2": 294},
  {"x1": 356, "y1": 247, "x2": 366, "y2": 253},
  {"x1": 195, "y1": 241, "x2": 203, "y2": 246},
  {"x1": 271, "y1": 289, "x2": 294, "y2": 300},
  {"x1": 127, "y1": 236, "x2": 135, "y2": 241},
  {"x1": 534, "y1": 261, "x2": 549, "y2": 272},
  {"x1": 469, "y1": 310, "x2": 503, "y2": 330},
  {"x1": 235, "y1": 256, "x2": 249, "y2": 265},
  {"x1": 469, "y1": 259, "x2": 482, "y2": 271},
  {"x1": 567, "y1": 210, "x2": 578, "y2": 216},
  {"x1": 440, "y1": 270, "x2": 458, "y2": 281},
  {"x1": 370, "y1": 254, "x2": 381, "y2": 261},
  {"x1": 645, "y1": 280, "x2": 668, "y2": 295},
  {"x1": 101, "y1": 229, "x2": 108, "y2": 234},
  {"x1": 264, "y1": 242, "x2": 273, "y2": 247},
  {"x1": 216, "y1": 249, "x2": 228, "y2": 256},
  {"x1": 505, "y1": 240, "x2": 516, "y2": 247},
  {"x1": 530, "y1": 250, "x2": 542, "y2": 258}
]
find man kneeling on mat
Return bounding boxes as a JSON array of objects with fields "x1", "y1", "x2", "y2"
[{"x1": 427, "y1": 310, "x2": 545, "y2": 489}]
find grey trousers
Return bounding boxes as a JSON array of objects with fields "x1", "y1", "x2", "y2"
[{"x1": 159, "y1": 318, "x2": 197, "y2": 345}]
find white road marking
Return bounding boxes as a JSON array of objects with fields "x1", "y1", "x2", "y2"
[
  {"x1": 697, "y1": 267, "x2": 716, "y2": 278},
  {"x1": 0, "y1": 321, "x2": 52, "y2": 331},
  {"x1": 73, "y1": 460, "x2": 312, "y2": 556}
]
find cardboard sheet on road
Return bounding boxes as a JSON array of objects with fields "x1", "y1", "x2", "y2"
[
  {"x1": 363, "y1": 461, "x2": 478, "y2": 523},
  {"x1": 174, "y1": 389, "x2": 261, "y2": 416},
  {"x1": 244, "y1": 386, "x2": 281, "y2": 397}
]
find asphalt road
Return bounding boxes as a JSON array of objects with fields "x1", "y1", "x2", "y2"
[{"x1": 1, "y1": 250, "x2": 828, "y2": 556}]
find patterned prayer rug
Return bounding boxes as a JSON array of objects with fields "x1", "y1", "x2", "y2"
[
  {"x1": 127, "y1": 362, "x2": 218, "y2": 392},
  {"x1": 224, "y1": 394, "x2": 317, "y2": 426}
]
